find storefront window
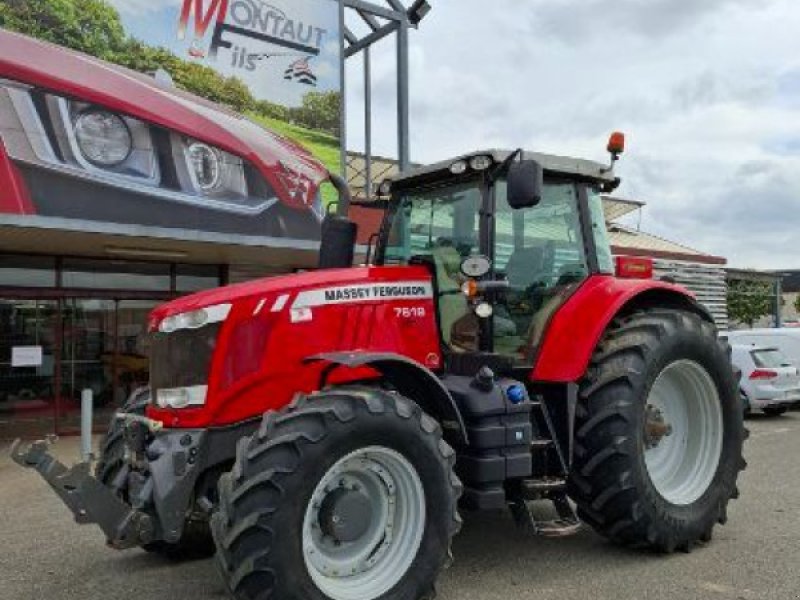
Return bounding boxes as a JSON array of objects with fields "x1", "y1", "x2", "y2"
[
  {"x1": 0, "y1": 255, "x2": 56, "y2": 288},
  {"x1": 62, "y1": 259, "x2": 171, "y2": 291},
  {"x1": 176, "y1": 264, "x2": 222, "y2": 292}
]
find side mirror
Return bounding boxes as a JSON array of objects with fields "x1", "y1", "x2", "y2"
[{"x1": 507, "y1": 159, "x2": 543, "y2": 209}]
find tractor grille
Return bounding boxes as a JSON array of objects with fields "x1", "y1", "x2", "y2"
[{"x1": 150, "y1": 323, "x2": 221, "y2": 392}]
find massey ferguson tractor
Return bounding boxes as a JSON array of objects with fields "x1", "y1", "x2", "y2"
[{"x1": 8, "y1": 28, "x2": 745, "y2": 600}]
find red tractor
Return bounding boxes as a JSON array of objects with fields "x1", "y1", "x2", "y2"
[{"x1": 12, "y1": 85, "x2": 745, "y2": 600}]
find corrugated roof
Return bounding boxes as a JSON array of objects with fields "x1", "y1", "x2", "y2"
[{"x1": 601, "y1": 196, "x2": 644, "y2": 221}]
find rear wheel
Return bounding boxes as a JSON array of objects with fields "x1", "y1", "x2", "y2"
[
  {"x1": 212, "y1": 387, "x2": 462, "y2": 600},
  {"x1": 568, "y1": 309, "x2": 746, "y2": 552},
  {"x1": 762, "y1": 406, "x2": 787, "y2": 417}
]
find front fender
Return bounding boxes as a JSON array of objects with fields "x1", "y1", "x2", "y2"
[
  {"x1": 532, "y1": 275, "x2": 712, "y2": 383},
  {"x1": 307, "y1": 351, "x2": 469, "y2": 446}
]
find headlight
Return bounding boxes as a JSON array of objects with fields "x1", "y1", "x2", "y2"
[
  {"x1": 188, "y1": 142, "x2": 222, "y2": 191},
  {"x1": 158, "y1": 303, "x2": 232, "y2": 333},
  {"x1": 156, "y1": 385, "x2": 208, "y2": 409},
  {"x1": 74, "y1": 110, "x2": 132, "y2": 166}
]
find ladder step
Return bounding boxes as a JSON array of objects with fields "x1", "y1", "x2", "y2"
[
  {"x1": 534, "y1": 519, "x2": 583, "y2": 538},
  {"x1": 521, "y1": 477, "x2": 566, "y2": 495},
  {"x1": 530, "y1": 438, "x2": 554, "y2": 450}
]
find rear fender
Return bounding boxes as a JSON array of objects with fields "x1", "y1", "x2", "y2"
[
  {"x1": 533, "y1": 275, "x2": 713, "y2": 383},
  {"x1": 306, "y1": 351, "x2": 469, "y2": 446}
]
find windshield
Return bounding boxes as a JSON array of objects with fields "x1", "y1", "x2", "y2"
[
  {"x1": 383, "y1": 181, "x2": 482, "y2": 265},
  {"x1": 751, "y1": 348, "x2": 790, "y2": 368}
]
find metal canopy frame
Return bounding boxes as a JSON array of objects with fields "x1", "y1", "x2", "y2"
[{"x1": 341, "y1": 0, "x2": 431, "y2": 198}]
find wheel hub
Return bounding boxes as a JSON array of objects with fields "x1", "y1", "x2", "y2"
[
  {"x1": 302, "y1": 446, "x2": 426, "y2": 600},
  {"x1": 318, "y1": 487, "x2": 374, "y2": 543},
  {"x1": 644, "y1": 404, "x2": 673, "y2": 449},
  {"x1": 643, "y1": 360, "x2": 724, "y2": 506}
]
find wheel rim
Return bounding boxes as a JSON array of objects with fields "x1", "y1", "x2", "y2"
[
  {"x1": 643, "y1": 360, "x2": 723, "y2": 506},
  {"x1": 302, "y1": 446, "x2": 426, "y2": 600}
]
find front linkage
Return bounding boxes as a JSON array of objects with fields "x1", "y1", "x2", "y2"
[
  {"x1": 11, "y1": 435, "x2": 155, "y2": 549},
  {"x1": 10, "y1": 412, "x2": 215, "y2": 551}
]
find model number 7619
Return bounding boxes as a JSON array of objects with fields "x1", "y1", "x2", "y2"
[{"x1": 394, "y1": 307, "x2": 427, "y2": 318}]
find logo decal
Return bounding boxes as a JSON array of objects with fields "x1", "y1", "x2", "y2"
[
  {"x1": 292, "y1": 282, "x2": 434, "y2": 309},
  {"x1": 177, "y1": 0, "x2": 329, "y2": 83}
]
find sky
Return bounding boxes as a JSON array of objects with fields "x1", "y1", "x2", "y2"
[
  {"x1": 107, "y1": 0, "x2": 342, "y2": 107},
  {"x1": 343, "y1": 0, "x2": 800, "y2": 270}
]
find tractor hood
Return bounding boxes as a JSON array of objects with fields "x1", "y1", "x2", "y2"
[
  {"x1": 149, "y1": 265, "x2": 435, "y2": 331},
  {"x1": 0, "y1": 29, "x2": 329, "y2": 209}
]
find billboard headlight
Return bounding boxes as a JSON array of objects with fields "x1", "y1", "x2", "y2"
[
  {"x1": 188, "y1": 142, "x2": 223, "y2": 191},
  {"x1": 74, "y1": 110, "x2": 132, "y2": 166}
]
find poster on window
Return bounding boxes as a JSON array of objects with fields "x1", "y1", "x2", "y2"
[{"x1": 0, "y1": 0, "x2": 343, "y2": 243}]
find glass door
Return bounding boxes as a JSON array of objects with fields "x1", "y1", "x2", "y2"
[
  {"x1": 58, "y1": 299, "x2": 116, "y2": 434},
  {"x1": 0, "y1": 299, "x2": 59, "y2": 440}
]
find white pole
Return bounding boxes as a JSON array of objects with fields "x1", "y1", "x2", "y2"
[{"x1": 81, "y1": 389, "x2": 93, "y2": 462}]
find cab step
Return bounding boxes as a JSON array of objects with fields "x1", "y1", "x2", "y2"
[
  {"x1": 521, "y1": 476, "x2": 566, "y2": 496},
  {"x1": 509, "y1": 498, "x2": 582, "y2": 537}
]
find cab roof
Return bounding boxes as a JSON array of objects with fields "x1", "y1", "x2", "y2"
[{"x1": 388, "y1": 149, "x2": 619, "y2": 191}]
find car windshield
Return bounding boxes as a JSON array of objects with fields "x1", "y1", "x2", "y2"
[{"x1": 751, "y1": 348, "x2": 790, "y2": 368}]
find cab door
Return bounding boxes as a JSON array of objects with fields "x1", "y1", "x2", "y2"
[{"x1": 491, "y1": 181, "x2": 595, "y2": 365}]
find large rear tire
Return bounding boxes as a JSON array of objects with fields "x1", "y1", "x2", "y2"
[
  {"x1": 212, "y1": 387, "x2": 462, "y2": 600},
  {"x1": 568, "y1": 309, "x2": 746, "y2": 552}
]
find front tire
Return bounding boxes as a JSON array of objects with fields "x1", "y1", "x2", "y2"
[
  {"x1": 212, "y1": 387, "x2": 462, "y2": 600},
  {"x1": 568, "y1": 309, "x2": 746, "y2": 552},
  {"x1": 763, "y1": 406, "x2": 787, "y2": 417}
]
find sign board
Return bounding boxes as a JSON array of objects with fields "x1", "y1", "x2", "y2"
[
  {"x1": 11, "y1": 346, "x2": 43, "y2": 368},
  {"x1": 0, "y1": 0, "x2": 345, "y2": 244}
]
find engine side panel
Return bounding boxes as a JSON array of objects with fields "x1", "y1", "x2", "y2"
[{"x1": 532, "y1": 274, "x2": 702, "y2": 383}]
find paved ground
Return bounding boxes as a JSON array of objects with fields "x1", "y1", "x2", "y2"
[{"x1": 1, "y1": 414, "x2": 799, "y2": 600}]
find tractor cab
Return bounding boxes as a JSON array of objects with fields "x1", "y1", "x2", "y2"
[{"x1": 373, "y1": 141, "x2": 622, "y2": 367}]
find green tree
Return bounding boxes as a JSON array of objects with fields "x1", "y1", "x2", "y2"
[
  {"x1": 0, "y1": 0, "x2": 127, "y2": 58},
  {"x1": 294, "y1": 91, "x2": 341, "y2": 137},
  {"x1": 727, "y1": 279, "x2": 774, "y2": 327}
]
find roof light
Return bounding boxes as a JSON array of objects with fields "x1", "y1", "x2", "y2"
[
  {"x1": 608, "y1": 131, "x2": 626, "y2": 155},
  {"x1": 469, "y1": 155, "x2": 493, "y2": 171},
  {"x1": 450, "y1": 160, "x2": 468, "y2": 175}
]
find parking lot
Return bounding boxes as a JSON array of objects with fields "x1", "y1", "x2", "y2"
[{"x1": 1, "y1": 413, "x2": 798, "y2": 600}]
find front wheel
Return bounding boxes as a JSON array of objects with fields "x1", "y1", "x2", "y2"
[
  {"x1": 568, "y1": 309, "x2": 746, "y2": 552},
  {"x1": 212, "y1": 387, "x2": 462, "y2": 600},
  {"x1": 762, "y1": 406, "x2": 787, "y2": 417}
]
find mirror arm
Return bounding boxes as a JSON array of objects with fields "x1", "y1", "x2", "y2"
[{"x1": 488, "y1": 148, "x2": 523, "y2": 185}]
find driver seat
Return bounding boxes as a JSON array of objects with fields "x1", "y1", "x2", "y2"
[{"x1": 431, "y1": 244, "x2": 470, "y2": 347}]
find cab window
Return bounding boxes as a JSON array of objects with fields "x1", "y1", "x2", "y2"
[
  {"x1": 493, "y1": 181, "x2": 589, "y2": 362},
  {"x1": 384, "y1": 182, "x2": 481, "y2": 350}
]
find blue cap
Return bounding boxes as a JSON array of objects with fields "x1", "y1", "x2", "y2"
[{"x1": 506, "y1": 384, "x2": 526, "y2": 405}]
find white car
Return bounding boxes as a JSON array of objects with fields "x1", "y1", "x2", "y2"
[
  {"x1": 727, "y1": 328, "x2": 800, "y2": 366},
  {"x1": 730, "y1": 344, "x2": 800, "y2": 416}
]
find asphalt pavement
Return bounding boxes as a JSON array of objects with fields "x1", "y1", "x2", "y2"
[{"x1": 1, "y1": 413, "x2": 798, "y2": 600}]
